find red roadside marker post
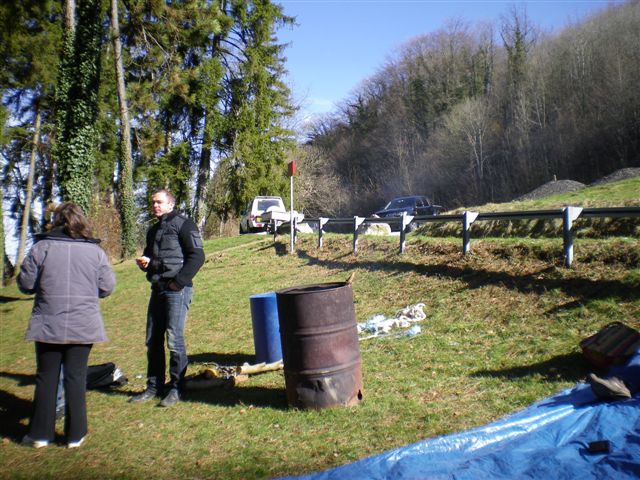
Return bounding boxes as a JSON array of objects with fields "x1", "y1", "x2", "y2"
[{"x1": 288, "y1": 160, "x2": 296, "y2": 253}]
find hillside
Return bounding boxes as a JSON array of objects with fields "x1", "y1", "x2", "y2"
[{"x1": 300, "y1": 2, "x2": 640, "y2": 217}]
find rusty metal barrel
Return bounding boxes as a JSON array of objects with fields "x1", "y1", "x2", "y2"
[{"x1": 276, "y1": 282, "x2": 363, "y2": 409}]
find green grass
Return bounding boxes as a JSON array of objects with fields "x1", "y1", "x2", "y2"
[{"x1": 1, "y1": 232, "x2": 639, "y2": 479}]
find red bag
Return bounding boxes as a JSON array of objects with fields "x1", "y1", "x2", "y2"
[{"x1": 580, "y1": 321, "x2": 640, "y2": 369}]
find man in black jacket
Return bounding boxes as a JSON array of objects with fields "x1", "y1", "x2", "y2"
[{"x1": 130, "y1": 189, "x2": 205, "y2": 407}]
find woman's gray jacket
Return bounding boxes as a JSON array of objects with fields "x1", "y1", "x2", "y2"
[{"x1": 17, "y1": 230, "x2": 116, "y2": 344}]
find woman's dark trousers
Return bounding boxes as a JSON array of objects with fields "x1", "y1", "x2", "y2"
[{"x1": 29, "y1": 342, "x2": 92, "y2": 443}]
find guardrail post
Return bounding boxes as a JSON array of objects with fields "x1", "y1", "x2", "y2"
[
  {"x1": 292, "y1": 217, "x2": 297, "y2": 246},
  {"x1": 399, "y1": 213, "x2": 414, "y2": 253},
  {"x1": 353, "y1": 216, "x2": 365, "y2": 253},
  {"x1": 318, "y1": 218, "x2": 328, "y2": 249},
  {"x1": 563, "y1": 206, "x2": 583, "y2": 267},
  {"x1": 462, "y1": 211, "x2": 479, "y2": 255}
]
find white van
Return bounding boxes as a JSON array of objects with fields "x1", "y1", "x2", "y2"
[{"x1": 239, "y1": 196, "x2": 286, "y2": 233}]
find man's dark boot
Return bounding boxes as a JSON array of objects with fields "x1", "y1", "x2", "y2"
[
  {"x1": 129, "y1": 389, "x2": 157, "y2": 403},
  {"x1": 588, "y1": 373, "x2": 631, "y2": 400},
  {"x1": 159, "y1": 389, "x2": 180, "y2": 407}
]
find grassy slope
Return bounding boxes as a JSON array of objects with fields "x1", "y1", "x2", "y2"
[
  {"x1": 424, "y1": 176, "x2": 640, "y2": 238},
  {"x1": 467, "y1": 176, "x2": 640, "y2": 211},
  {"x1": 0, "y1": 182, "x2": 639, "y2": 479}
]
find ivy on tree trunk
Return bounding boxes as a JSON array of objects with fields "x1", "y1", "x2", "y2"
[{"x1": 55, "y1": 0, "x2": 103, "y2": 214}]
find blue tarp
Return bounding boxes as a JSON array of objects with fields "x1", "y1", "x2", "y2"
[{"x1": 283, "y1": 351, "x2": 640, "y2": 479}]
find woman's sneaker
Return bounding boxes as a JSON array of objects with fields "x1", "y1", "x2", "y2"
[
  {"x1": 22, "y1": 435, "x2": 49, "y2": 449},
  {"x1": 67, "y1": 436, "x2": 86, "y2": 449}
]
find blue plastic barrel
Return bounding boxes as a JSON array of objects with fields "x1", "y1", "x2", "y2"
[{"x1": 249, "y1": 292, "x2": 283, "y2": 363}]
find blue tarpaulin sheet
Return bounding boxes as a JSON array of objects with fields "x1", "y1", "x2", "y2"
[{"x1": 283, "y1": 350, "x2": 640, "y2": 479}]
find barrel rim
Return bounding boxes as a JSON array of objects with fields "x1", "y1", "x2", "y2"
[
  {"x1": 249, "y1": 291, "x2": 277, "y2": 300},
  {"x1": 276, "y1": 282, "x2": 350, "y2": 296}
]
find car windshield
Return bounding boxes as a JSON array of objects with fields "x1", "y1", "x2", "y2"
[
  {"x1": 385, "y1": 197, "x2": 416, "y2": 210},
  {"x1": 257, "y1": 199, "x2": 283, "y2": 211}
]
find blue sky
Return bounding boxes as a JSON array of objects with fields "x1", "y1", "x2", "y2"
[{"x1": 277, "y1": 0, "x2": 616, "y2": 122}]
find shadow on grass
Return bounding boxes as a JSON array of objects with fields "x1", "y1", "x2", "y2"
[
  {"x1": 0, "y1": 388, "x2": 32, "y2": 440},
  {"x1": 0, "y1": 365, "x2": 288, "y2": 412},
  {"x1": 183, "y1": 352, "x2": 290, "y2": 409},
  {"x1": 294, "y1": 249, "x2": 640, "y2": 310},
  {"x1": 255, "y1": 241, "x2": 288, "y2": 256},
  {"x1": 0, "y1": 371, "x2": 35, "y2": 386},
  {"x1": 470, "y1": 352, "x2": 590, "y2": 383},
  {"x1": 184, "y1": 385, "x2": 288, "y2": 410},
  {"x1": 91, "y1": 379, "x2": 289, "y2": 410},
  {"x1": 78, "y1": 352, "x2": 287, "y2": 409},
  {"x1": 0, "y1": 295, "x2": 31, "y2": 304},
  {"x1": 189, "y1": 352, "x2": 256, "y2": 365}
]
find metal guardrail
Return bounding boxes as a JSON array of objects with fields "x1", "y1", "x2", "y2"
[{"x1": 281, "y1": 206, "x2": 640, "y2": 267}]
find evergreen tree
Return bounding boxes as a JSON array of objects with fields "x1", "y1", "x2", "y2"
[
  {"x1": 124, "y1": 0, "x2": 224, "y2": 210},
  {"x1": 192, "y1": 0, "x2": 232, "y2": 230},
  {"x1": 221, "y1": 0, "x2": 296, "y2": 215}
]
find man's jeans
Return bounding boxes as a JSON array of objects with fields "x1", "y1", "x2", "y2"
[{"x1": 145, "y1": 286, "x2": 192, "y2": 394}]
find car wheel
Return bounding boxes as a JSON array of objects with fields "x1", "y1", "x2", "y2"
[{"x1": 406, "y1": 221, "x2": 419, "y2": 232}]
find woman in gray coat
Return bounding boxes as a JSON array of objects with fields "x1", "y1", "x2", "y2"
[{"x1": 18, "y1": 203, "x2": 116, "y2": 448}]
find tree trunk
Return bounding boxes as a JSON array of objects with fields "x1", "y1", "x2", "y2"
[
  {"x1": 110, "y1": 0, "x2": 136, "y2": 258},
  {"x1": 193, "y1": 144, "x2": 211, "y2": 231},
  {"x1": 64, "y1": 0, "x2": 76, "y2": 33},
  {"x1": 56, "y1": 0, "x2": 101, "y2": 214},
  {"x1": 41, "y1": 150, "x2": 56, "y2": 229},
  {"x1": 15, "y1": 107, "x2": 42, "y2": 273},
  {"x1": 0, "y1": 189, "x2": 5, "y2": 285},
  {"x1": 41, "y1": 0, "x2": 75, "y2": 230},
  {"x1": 193, "y1": 19, "x2": 226, "y2": 232}
]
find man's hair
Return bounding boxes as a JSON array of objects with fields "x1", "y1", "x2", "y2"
[
  {"x1": 51, "y1": 203, "x2": 94, "y2": 239},
  {"x1": 152, "y1": 188, "x2": 175, "y2": 205}
]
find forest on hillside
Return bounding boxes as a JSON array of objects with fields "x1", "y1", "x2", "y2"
[
  {"x1": 2, "y1": 1, "x2": 639, "y2": 276},
  {"x1": 298, "y1": 1, "x2": 640, "y2": 216}
]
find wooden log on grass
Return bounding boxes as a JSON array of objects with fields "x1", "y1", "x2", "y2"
[{"x1": 236, "y1": 360, "x2": 284, "y2": 375}]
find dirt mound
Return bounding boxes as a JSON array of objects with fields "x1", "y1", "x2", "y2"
[
  {"x1": 516, "y1": 179, "x2": 585, "y2": 201},
  {"x1": 590, "y1": 167, "x2": 640, "y2": 186}
]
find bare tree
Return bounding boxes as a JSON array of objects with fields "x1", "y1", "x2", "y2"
[{"x1": 15, "y1": 107, "x2": 42, "y2": 272}]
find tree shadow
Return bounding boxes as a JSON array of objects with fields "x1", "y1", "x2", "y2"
[
  {"x1": 470, "y1": 352, "x2": 591, "y2": 383},
  {"x1": 294, "y1": 249, "x2": 640, "y2": 311},
  {"x1": 0, "y1": 371, "x2": 35, "y2": 386},
  {"x1": 0, "y1": 295, "x2": 30, "y2": 304}
]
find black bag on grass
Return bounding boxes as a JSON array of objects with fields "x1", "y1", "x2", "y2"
[{"x1": 86, "y1": 362, "x2": 128, "y2": 389}]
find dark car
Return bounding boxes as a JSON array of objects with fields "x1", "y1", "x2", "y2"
[{"x1": 373, "y1": 195, "x2": 443, "y2": 231}]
